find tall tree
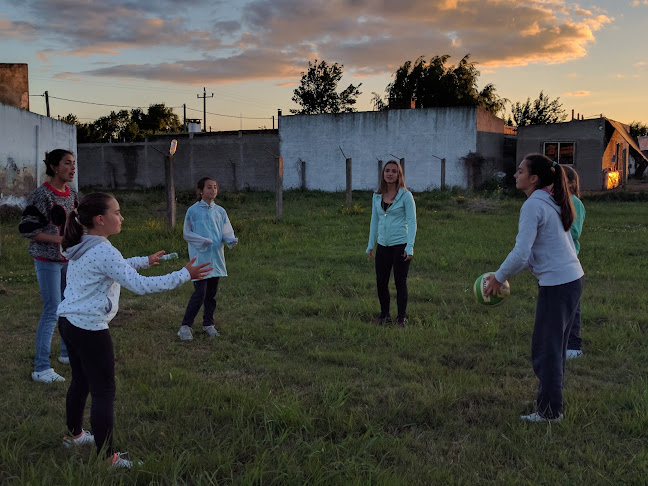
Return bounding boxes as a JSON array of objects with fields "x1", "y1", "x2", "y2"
[
  {"x1": 291, "y1": 60, "x2": 362, "y2": 115},
  {"x1": 384, "y1": 54, "x2": 507, "y2": 116},
  {"x1": 510, "y1": 91, "x2": 567, "y2": 127}
]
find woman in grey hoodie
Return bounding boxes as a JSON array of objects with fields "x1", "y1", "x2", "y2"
[
  {"x1": 485, "y1": 153, "x2": 584, "y2": 423},
  {"x1": 57, "y1": 193, "x2": 212, "y2": 468}
]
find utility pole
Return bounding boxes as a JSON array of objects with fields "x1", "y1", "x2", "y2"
[
  {"x1": 197, "y1": 87, "x2": 213, "y2": 132},
  {"x1": 183, "y1": 104, "x2": 187, "y2": 132},
  {"x1": 44, "y1": 91, "x2": 50, "y2": 117}
]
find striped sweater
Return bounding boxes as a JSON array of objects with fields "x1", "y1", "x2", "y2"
[{"x1": 18, "y1": 182, "x2": 78, "y2": 262}]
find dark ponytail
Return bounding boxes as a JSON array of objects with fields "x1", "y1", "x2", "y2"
[
  {"x1": 524, "y1": 153, "x2": 574, "y2": 231},
  {"x1": 62, "y1": 193, "x2": 114, "y2": 250},
  {"x1": 44, "y1": 149, "x2": 73, "y2": 177}
]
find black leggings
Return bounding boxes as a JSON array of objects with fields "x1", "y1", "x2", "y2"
[
  {"x1": 59, "y1": 317, "x2": 115, "y2": 457},
  {"x1": 375, "y1": 243, "x2": 411, "y2": 319}
]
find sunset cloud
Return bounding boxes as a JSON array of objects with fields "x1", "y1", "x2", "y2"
[
  {"x1": 563, "y1": 91, "x2": 590, "y2": 97},
  {"x1": 2, "y1": 0, "x2": 614, "y2": 85}
]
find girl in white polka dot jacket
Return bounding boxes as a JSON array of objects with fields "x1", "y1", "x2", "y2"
[{"x1": 56, "y1": 193, "x2": 212, "y2": 468}]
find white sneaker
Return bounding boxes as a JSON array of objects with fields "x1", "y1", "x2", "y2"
[
  {"x1": 58, "y1": 356, "x2": 70, "y2": 365},
  {"x1": 109, "y1": 452, "x2": 139, "y2": 470},
  {"x1": 203, "y1": 325, "x2": 219, "y2": 337},
  {"x1": 566, "y1": 349, "x2": 583, "y2": 360},
  {"x1": 520, "y1": 412, "x2": 563, "y2": 423},
  {"x1": 177, "y1": 325, "x2": 193, "y2": 341},
  {"x1": 31, "y1": 368, "x2": 65, "y2": 383},
  {"x1": 62, "y1": 429, "x2": 95, "y2": 448}
]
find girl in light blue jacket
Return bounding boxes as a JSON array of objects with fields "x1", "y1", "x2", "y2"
[
  {"x1": 178, "y1": 177, "x2": 238, "y2": 341},
  {"x1": 366, "y1": 160, "x2": 417, "y2": 327}
]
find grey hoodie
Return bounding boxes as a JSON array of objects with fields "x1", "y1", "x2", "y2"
[
  {"x1": 495, "y1": 189, "x2": 583, "y2": 286},
  {"x1": 57, "y1": 235, "x2": 190, "y2": 330}
]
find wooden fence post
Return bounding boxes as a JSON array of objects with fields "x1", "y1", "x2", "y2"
[
  {"x1": 301, "y1": 159, "x2": 306, "y2": 190},
  {"x1": 441, "y1": 158, "x2": 446, "y2": 189},
  {"x1": 164, "y1": 154, "x2": 176, "y2": 228},
  {"x1": 345, "y1": 157, "x2": 352, "y2": 206},
  {"x1": 276, "y1": 156, "x2": 283, "y2": 220}
]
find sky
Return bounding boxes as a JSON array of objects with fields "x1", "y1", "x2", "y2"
[{"x1": 1, "y1": 0, "x2": 646, "y2": 131}]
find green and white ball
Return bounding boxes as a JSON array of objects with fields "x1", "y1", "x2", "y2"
[{"x1": 474, "y1": 272, "x2": 510, "y2": 306}]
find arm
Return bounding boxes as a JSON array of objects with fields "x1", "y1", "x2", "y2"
[
  {"x1": 18, "y1": 189, "x2": 52, "y2": 239},
  {"x1": 494, "y1": 200, "x2": 539, "y2": 284},
  {"x1": 404, "y1": 192, "x2": 417, "y2": 256},
  {"x1": 366, "y1": 196, "x2": 378, "y2": 255},
  {"x1": 183, "y1": 212, "x2": 212, "y2": 250},
  {"x1": 100, "y1": 246, "x2": 191, "y2": 295},
  {"x1": 221, "y1": 211, "x2": 238, "y2": 248}
]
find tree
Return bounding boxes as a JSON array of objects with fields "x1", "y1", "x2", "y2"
[
  {"x1": 291, "y1": 60, "x2": 362, "y2": 115},
  {"x1": 72, "y1": 104, "x2": 182, "y2": 143},
  {"x1": 629, "y1": 121, "x2": 648, "y2": 139},
  {"x1": 384, "y1": 54, "x2": 507, "y2": 116},
  {"x1": 510, "y1": 91, "x2": 567, "y2": 127}
]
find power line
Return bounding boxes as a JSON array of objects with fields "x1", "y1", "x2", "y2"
[
  {"x1": 30, "y1": 93, "x2": 271, "y2": 120},
  {"x1": 185, "y1": 106, "x2": 271, "y2": 120}
]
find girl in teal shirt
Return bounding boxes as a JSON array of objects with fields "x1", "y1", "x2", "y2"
[{"x1": 366, "y1": 160, "x2": 417, "y2": 327}]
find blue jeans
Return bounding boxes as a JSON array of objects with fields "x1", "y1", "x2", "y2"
[{"x1": 34, "y1": 259, "x2": 68, "y2": 371}]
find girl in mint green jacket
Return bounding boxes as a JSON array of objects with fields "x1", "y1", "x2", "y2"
[{"x1": 366, "y1": 161, "x2": 417, "y2": 327}]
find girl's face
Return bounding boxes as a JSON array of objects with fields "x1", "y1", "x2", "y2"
[
  {"x1": 515, "y1": 160, "x2": 537, "y2": 197},
  {"x1": 383, "y1": 163, "x2": 399, "y2": 185},
  {"x1": 93, "y1": 198, "x2": 124, "y2": 237},
  {"x1": 53, "y1": 153, "x2": 76, "y2": 184},
  {"x1": 201, "y1": 180, "x2": 218, "y2": 203}
]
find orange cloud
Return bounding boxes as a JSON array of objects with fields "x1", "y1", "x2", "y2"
[{"x1": 563, "y1": 91, "x2": 590, "y2": 97}]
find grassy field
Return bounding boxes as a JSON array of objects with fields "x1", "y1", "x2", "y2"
[{"x1": 0, "y1": 188, "x2": 647, "y2": 485}]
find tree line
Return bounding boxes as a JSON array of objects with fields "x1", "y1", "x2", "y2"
[{"x1": 63, "y1": 54, "x2": 647, "y2": 143}]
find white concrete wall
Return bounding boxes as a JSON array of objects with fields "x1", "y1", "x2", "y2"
[
  {"x1": 0, "y1": 102, "x2": 77, "y2": 207},
  {"x1": 279, "y1": 107, "x2": 478, "y2": 191}
]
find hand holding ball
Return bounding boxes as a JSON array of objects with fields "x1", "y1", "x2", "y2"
[{"x1": 474, "y1": 272, "x2": 510, "y2": 306}]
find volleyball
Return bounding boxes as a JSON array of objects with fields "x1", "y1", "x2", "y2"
[{"x1": 474, "y1": 272, "x2": 510, "y2": 306}]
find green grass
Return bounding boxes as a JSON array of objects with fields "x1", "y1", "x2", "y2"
[{"x1": 1, "y1": 188, "x2": 647, "y2": 485}]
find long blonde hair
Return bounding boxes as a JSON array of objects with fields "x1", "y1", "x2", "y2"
[
  {"x1": 377, "y1": 160, "x2": 407, "y2": 194},
  {"x1": 561, "y1": 165, "x2": 581, "y2": 199}
]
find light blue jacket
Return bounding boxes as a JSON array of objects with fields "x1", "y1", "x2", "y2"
[
  {"x1": 366, "y1": 188, "x2": 417, "y2": 255},
  {"x1": 495, "y1": 189, "x2": 583, "y2": 287},
  {"x1": 183, "y1": 200, "x2": 238, "y2": 280}
]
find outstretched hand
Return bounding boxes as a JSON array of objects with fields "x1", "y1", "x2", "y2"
[
  {"x1": 148, "y1": 250, "x2": 165, "y2": 266},
  {"x1": 185, "y1": 257, "x2": 213, "y2": 280},
  {"x1": 483, "y1": 274, "x2": 503, "y2": 296}
]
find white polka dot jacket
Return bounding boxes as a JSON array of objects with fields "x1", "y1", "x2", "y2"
[{"x1": 57, "y1": 235, "x2": 191, "y2": 330}]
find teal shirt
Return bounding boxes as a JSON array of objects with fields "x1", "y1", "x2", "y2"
[
  {"x1": 366, "y1": 188, "x2": 417, "y2": 255},
  {"x1": 570, "y1": 195, "x2": 585, "y2": 255}
]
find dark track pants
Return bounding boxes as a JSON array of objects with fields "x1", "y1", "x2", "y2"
[
  {"x1": 181, "y1": 277, "x2": 220, "y2": 327},
  {"x1": 532, "y1": 277, "x2": 583, "y2": 419}
]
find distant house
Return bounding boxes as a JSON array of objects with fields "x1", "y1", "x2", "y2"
[{"x1": 516, "y1": 117, "x2": 648, "y2": 191}]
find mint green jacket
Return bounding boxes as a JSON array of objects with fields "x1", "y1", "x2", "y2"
[
  {"x1": 570, "y1": 195, "x2": 585, "y2": 255},
  {"x1": 366, "y1": 188, "x2": 417, "y2": 255}
]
